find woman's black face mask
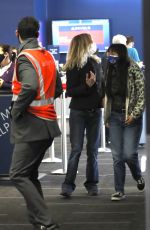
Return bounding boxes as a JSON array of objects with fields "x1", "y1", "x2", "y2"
[
  {"x1": 0, "y1": 54, "x2": 5, "y2": 64},
  {"x1": 107, "y1": 55, "x2": 119, "y2": 64}
]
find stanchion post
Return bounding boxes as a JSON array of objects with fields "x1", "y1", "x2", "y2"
[
  {"x1": 42, "y1": 141, "x2": 62, "y2": 163},
  {"x1": 51, "y1": 86, "x2": 68, "y2": 174},
  {"x1": 98, "y1": 108, "x2": 111, "y2": 153},
  {"x1": 61, "y1": 90, "x2": 68, "y2": 173},
  {"x1": 42, "y1": 99, "x2": 62, "y2": 163}
]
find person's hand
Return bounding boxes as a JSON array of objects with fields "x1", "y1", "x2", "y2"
[
  {"x1": 137, "y1": 61, "x2": 144, "y2": 69},
  {"x1": 125, "y1": 115, "x2": 134, "y2": 125},
  {"x1": 0, "y1": 78, "x2": 4, "y2": 87},
  {"x1": 86, "y1": 71, "x2": 96, "y2": 87}
]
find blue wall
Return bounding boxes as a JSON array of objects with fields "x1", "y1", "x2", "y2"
[
  {"x1": 0, "y1": 0, "x2": 34, "y2": 46},
  {"x1": 45, "y1": 0, "x2": 143, "y2": 59},
  {"x1": 0, "y1": 0, "x2": 143, "y2": 60}
]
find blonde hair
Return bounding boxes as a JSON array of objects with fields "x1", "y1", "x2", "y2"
[{"x1": 63, "y1": 33, "x2": 94, "y2": 70}]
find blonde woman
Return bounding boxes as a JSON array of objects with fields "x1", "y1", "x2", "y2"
[{"x1": 60, "y1": 33, "x2": 104, "y2": 197}]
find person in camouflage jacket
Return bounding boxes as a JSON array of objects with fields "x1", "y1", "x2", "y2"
[{"x1": 104, "y1": 43, "x2": 145, "y2": 201}]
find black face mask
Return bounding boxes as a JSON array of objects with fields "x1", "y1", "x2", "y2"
[{"x1": 0, "y1": 54, "x2": 5, "y2": 63}]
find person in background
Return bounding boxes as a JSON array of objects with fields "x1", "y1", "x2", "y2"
[
  {"x1": 9, "y1": 16, "x2": 61, "y2": 230},
  {"x1": 0, "y1": 44, "x2": 15, "y2": 90},
  {"x1": 126, "y1": 36, "x2": 144, "y2": 68},
  {"x1": 104, "y1": 43, "x2": 145, "y2": 201},
  {"x1": 60, "y1": 33, "x2": 104, "y2": 197},
  {"x1": 112, "y1": 34, "x2": 127, "y2": 46}
]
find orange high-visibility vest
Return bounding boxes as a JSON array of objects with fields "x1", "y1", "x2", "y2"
[{"x1": 12, "y1": 48, "x2": 57, "y2": 120}]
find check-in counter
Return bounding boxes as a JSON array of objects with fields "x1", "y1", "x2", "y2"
[{"x1": 0, "y1": 90, "x2": 13, "y2": 175}]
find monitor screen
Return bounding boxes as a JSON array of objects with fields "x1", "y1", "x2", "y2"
[{"x1": 52, "y1": 19, "x2": 110, "y2": 53}]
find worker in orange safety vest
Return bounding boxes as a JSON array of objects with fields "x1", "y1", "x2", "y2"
[
  {"x1": 9, "y1": 16, "x2": 61, "y2": 230},
  {"x1": 12, "y1": 48, "x2": 57, "y2": 120}
]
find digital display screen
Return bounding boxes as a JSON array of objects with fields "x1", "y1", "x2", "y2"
[{"x1": 52, "y1": 19, "x2": 110, "y2": 53}]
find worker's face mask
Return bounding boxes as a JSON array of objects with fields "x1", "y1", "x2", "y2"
[
  {"x1": 107, "y1": 55, "x2": 119, "y2": 64},
  {"x1": 0, "y1": 54, "x2": 5, "y2": 64}
]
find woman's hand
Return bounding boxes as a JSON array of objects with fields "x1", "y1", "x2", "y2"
[
  {"x1": 125, "y1": 115, "x2": 134, "y2": 125},
  {"x1": 0, "y1": 78, "x2": 4, "y2": 87},
  {"x1": 86, "y1": 71, "x2": 96, "y2": 87}
]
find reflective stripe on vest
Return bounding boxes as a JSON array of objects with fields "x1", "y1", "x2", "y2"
[
  {"x1": 18, "y1": 51, "x2": 45, "y2": 99},
  {"x1": 12, "y1": 94, "x2": 54, "y2": 106}
]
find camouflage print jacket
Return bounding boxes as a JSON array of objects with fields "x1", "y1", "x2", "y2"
[{"x1": 104, "y1": 60, "x2": 145, "y2": 123}]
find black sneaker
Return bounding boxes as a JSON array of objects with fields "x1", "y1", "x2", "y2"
[
  {"x1": 137, "y1": 177, "x2": 145, "y2": 191},
  {"x1": 88, "y1": 189, "x2": 99, "y2": 196},
  {"x1": 111, "y1": 192, "x2": 126, "y2": 201},
  {"x1": 60, "y1": 191, "x2": 72, "y2": 198}
]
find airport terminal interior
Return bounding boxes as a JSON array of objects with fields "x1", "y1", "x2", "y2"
[{"x1": 0, "y1": 0, "x2": 150, "y2": 230}]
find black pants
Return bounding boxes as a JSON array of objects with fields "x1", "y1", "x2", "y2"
[{"x1": 9, "y1": 139, "x2": 53, "y2": 226}]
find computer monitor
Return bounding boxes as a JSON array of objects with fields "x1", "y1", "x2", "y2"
[{"x1": 52, "y1": 19, "x2": 110, "y2": 53}]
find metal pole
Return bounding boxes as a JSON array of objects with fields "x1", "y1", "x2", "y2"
[
  {"x1": 42, "y1": 141, "x2": 62, "y2": 163},
  {"x1": 98, "y1": 108, "x2": 111, "y2": 153},
  {"x1": 51, "y1": 90, "x2": 68, "y2": 174},
  {"x1": 42, "y1": 99, "x2": 62, "y2": 163}
]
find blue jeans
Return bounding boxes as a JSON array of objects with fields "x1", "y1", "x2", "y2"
[
  {"x1": 109, "y1": 112, "x2": 143, "y2": 193},
  {"x1": 62, "y1": 108, "x2": 101, "y2": 192}
]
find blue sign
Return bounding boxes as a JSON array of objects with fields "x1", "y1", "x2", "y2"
[{"x1": 0, "y1": 94, "x2": 13, "y2": 175}]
